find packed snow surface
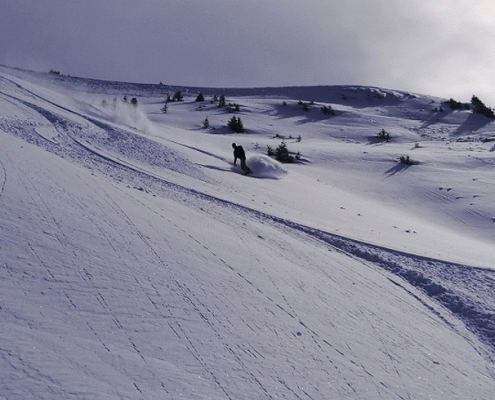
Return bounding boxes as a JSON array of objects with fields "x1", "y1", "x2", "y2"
[{"x1": 1, "y1": 65, "x2": 495, "y2": 399}]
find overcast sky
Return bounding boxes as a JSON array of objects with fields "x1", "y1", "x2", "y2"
[{"x1": 1, "y1": 0, "x2": 495, "y2": 104}]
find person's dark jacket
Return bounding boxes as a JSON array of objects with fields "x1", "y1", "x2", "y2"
[{"x1": 233, "y1": 145, "x2": 246, "y2": 163}]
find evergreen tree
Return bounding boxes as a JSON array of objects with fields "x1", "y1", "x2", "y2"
[
  {"x1": 447, "y1": 98, "x2": 462, "y2": 110},
  {"x1": 377, "y1": 129, "x2": 390, "y2": 141},
  {"x1": 471, "y1": 95, "x2": 495, "y2": 118},
  {"x1": 321, "y1": 105, "x2": 335, "y2": 116},
  {"x1": 218, "y1": 95, "x2": 226, "y2": 107},
  {"x1": 275, "y1": 141, "x2": 294, "y2": 163},
  {"x1": 173, "y1": 90, "x2": 183, "y2": 102},
  {"x1": 228, "y1": 116, "x2": 244, "y2": 133}
]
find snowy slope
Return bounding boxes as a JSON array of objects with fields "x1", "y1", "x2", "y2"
[{"x1": 1, "y1": 66, "x2": 494, "y2": 399}]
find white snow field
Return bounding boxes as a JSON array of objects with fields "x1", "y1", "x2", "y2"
[{"x1": 1, "y1": 65, "x2": 495, "y2": 399}]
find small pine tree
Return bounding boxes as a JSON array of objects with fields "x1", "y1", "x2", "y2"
[
  {"x1": 161, "y1": 103, "x2": 168, "y2": 114},
  {"x1": 275, "y1": 141, "x2": 294, "y2": 163},
  {"x1": 196, "y1": 92, "x2": 205, "y2": 102},
  {"x1": 203, "y1": 117, "x2": 209, "y2": 129},
  {"x1": 130, "y1": 97, "x2": 138, "y2": 107},
  {"x1": 399, "y1": 155, "x2": 413, "y2": 165},
  {"x1": 446, "y1": 98, "x2": 462, "y2": 110},
  {"x1": 218, "y1": 95, "x2": 226, "y2": 107},
  {"x1": 321, "y1": 105, "x2": 335, "y2": 116},
  {"x1": 377, "y1": 129, "x2": 390, "y2": 141},
  {"x1": 471, "y1": 95, "x2": 495, "y2": 119},
  {"x1": 173, "y1": 90, "x2": 183, "y2": 102},
  {"x1": 227, "y1": 116, "x2": 244, "y2": 133},
  {"x1": 267, "y1": 145, "x2": 274, "y2": 156}
]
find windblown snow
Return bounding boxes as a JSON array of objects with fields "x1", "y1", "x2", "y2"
[{"x1": 1, "y1": 65, "x2": 494, "y2": 399}]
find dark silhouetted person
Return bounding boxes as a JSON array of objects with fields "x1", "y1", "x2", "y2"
[{"x1": 232, "y1": 143, "x2": 252, "y2": 175}]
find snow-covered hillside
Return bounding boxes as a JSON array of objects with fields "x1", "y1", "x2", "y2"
[{"x1": 1, "y1": 65, "x2": 494, "y2": 399}]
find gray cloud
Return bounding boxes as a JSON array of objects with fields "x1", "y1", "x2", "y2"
[{"x1": 1, "y1": 0, "x2": 494, "y2": 104}]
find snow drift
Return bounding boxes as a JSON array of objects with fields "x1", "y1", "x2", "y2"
[{"x1": 239, "y1": 154, "x2": 287, "y2": 179}]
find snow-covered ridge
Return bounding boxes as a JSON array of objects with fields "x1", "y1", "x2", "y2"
[{"x1": 1, "y1": 65, "x2": 494, "y2": 399}]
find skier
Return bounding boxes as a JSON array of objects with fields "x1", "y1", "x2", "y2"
[{"x1": 232, "y1": 143, "x2": 252, "y2": 175}]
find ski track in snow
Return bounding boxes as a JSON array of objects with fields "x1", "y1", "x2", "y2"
[
  {"x1": 0, "y1": 158, "x2": 6, "y2": 199},
  {"x1": 1, "y1": 68, "x2": 495, "y2": 399}
]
